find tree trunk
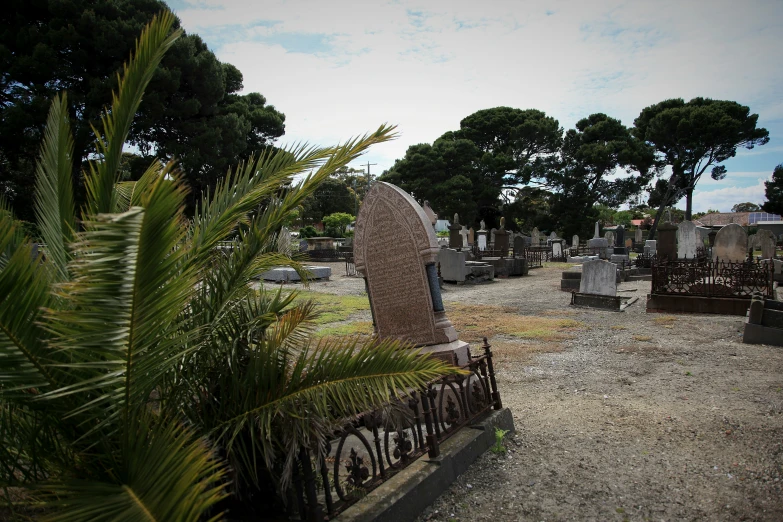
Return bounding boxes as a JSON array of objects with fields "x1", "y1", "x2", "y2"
[{"x1": 685, "y1": 189, "x2": 693, "y2": 221}]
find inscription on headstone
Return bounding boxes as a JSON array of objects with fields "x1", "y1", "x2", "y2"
[
  {"x1": 677, "y1": 220, "x2": 698, "y2": 259},
  {"x1": 712, "y1": 224, "x2": 748, "y2": 263},
  {"x1": 580, "y1": 259, "x2": 617, "y2": 297}
]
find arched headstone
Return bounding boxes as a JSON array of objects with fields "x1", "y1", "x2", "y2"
[
  {"x1": 712, "y1": 223, "x2": 748, "y2": 263},
  {"x1": 677, "y1": 220, "x2": 698, "y2": 259}
]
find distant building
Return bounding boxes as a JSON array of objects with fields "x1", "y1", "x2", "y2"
[{"x1": 694, "y1": 211, "x2": 782, "y2": 228}]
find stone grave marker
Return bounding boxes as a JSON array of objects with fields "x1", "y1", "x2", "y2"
[
  {"x1": 677, "y1": 220, "x2": 698, "y2": 259},
  {"x1": 579, "y1": 259, "x2": 617, "y2": 296},
  {"x1": 625, "y1": 238, "x2": 632, "y2": 248},
  {"x1": 635, "y1": 227, "x2": 643, "y2": 244},
  {"x1": 593, "y1": 221, "x2": 600, "y2": 238},
  {"x1": 448, "y1": 213, "x2": 462, "y2": 249},
  {"x1": 459, "y1": 225, "x2": 469, "y2": 248},
  {"x1": 468, "y1": 227, "x2": 475, "y2": 245},
  {"x1": 615, "y1": 225, "x2": 625, "y2": 246},
  {"x1": 572, "y1": 234, "x2": 579, "y2": 248},
  {"x1": 552, "y1": 241, "x2": 563, "y2": 258},
  {"x1": 531, "y1": 227, "x2": 540, "y2": 246},
  {"x1": 712, "y1": 223, "x2": 748, "y2": 263},
  {"x1": 354, "y1": 182, "x2": 469, "y2": 364},
  {"x1": 604, "y1": 231, "x2": 615, "y2": 247},
  {"x1": 494, "y1": 217, "x2": 510, "y2": 257},
  {"x1": 657, "y1": 222, "x2": 678, "y2": 261},
  {"x1": 477, "y1": 221, "x2": 488, "y2": 251},
  {"x1": 644, "y1": 239, "x2": 657, "y2": 255},
  {"x1": 757, "y1": 229, "x2": 776, "y2": 259},
  {"x1": 490, "y1": 227, "x2": 497, "y2": 245}
]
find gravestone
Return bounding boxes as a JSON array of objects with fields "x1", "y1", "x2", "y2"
[
  {"x1": 757, "y1": 229, "x2": 776, "y2": 259},
  {"x1": 459, "y1": 225, "x2": 469, "y2": 248},
  {"x1": 490, "y1": 228, "x2": 497, "y2": 245},
  {"x1": 278, "y1": 226, "x2": 293, "y2": 256},
  {"x1": 635, "y1": 227, "x2": 643, "y2": 244},
  {"x1": 677, "y1": 220, "x2": 698, "y2": 259},
  {"x1": 468, "y1": 227, "x2": 475, "y2": 246},
  {"x1": 579, "y1": 259, "x2": 617, "y2": 296},
  {"x1": 644, "y1": 240, "x2": 657, "y2": 255},
  {"x1": 712, "y1": 223, "x2": 748, "y2": 263},
  {"x1": 477, "y1": 221, "x2": 488, "y2": 252},
  {"x1": 549, "y1": 231, "x2": 558, "y2": 241},
  {"x1": 572, "y1": 234, "x2": 579, "y2": 248},
  {"x1": 448, "y1": 213, "x2": 462, "y2": 249},
  {"x1": 657, "y1": 222, "x2": 678, "y2": 261},
  {"x1": 494, "y1": 217, "x2": 510, "y2": 257},
  {"x1": 615, "y1": 225, "x2": 625, "y2": 246},
  {"x1": 552, "y1": 242, "x2": 563, "y2": 259},
  {"x1": 604, "y1": 231, "x2": 615, "y2": 247},
  {"x1": 354, "y1": 182, "x2": 469, "y2": 364},
  {"x1": 422, "y1": 201, "x2": 437, "y2": 227},
  {"x1": 513, "y1": 235, "x2": 527, "y2": 256},
  {"x1": 625, "y1": 238, "x2": 632, "y2": 248},
  {"x1": 593, "y1": 221, "x2": 600, "y2": 239},
  {"x1": 531, "y1": 227, "x2": 540, "y2": 246},
  {"x1": 438, "y1": 248, "x2": 467, "y2": 283}
]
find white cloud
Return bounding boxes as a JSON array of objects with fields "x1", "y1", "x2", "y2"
[
  {"x1": 171, "y1": 0, "x2": 783, "y2": 188},
  {"x1": 692, "y1": 176, "x2": 770, "y2": 213}
]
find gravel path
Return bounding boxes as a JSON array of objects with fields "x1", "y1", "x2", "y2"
[{"x1": 305, "y1": 262, "x2": 783, "y2": 521}]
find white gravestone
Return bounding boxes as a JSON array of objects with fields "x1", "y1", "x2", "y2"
[
  {"x1": 579, "y1": 259, "x2": 617, "y2": 297},
  {"x1": 572, "y1": 234, "x2": 579, "y2": 248},
  {"x1": 712, "y1": 223, "x2": 747, "y2": 263},
  {"x1": 677, "y1": 220, "x2": 698, "y2": 259}
]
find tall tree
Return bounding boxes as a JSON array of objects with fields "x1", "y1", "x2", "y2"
[
  {"x1": 762, "y1": 164, "x2": 783, "y2": 215},
  {"x1": 545, "y1": 113, "x2": 655, "y2": 238},
  {"x1": 0, "y1": 0, "x2": 284, "y2": 220},
  {"x1": 633, "y1": 97, "x2": 769, "y2": 237},
  {"x1": 731, "y1": 202, "x2": 761, "y2": 212}
]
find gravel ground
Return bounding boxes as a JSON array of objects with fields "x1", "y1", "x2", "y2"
[{"x1": 304, "y1": 262, "x2": 783, "y2": 522}]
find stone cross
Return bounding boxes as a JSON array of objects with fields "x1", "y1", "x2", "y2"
[
  {"x1": 354, "y1": 182, "x2": 469, "y2": 364},
  {"x1": 676, "y1": 220, "x2": 698, "y2": 259},
  {"x1": 712, "y1": 223, "x2": 747, "y2": 263}
]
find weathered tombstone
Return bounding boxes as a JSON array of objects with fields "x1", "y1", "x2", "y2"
[
  {"x1": 459, "y1": 225, "x2": 469, "y2": 248},
  {"x1": 513, "y1": 235, "x2": 526, "y2": 256},
  {"x1": 448, "y1": 213, "x2": 462, "y2": 249},
  {"x1": 477, "y1": 221, "x2": 488, "y2": 251},
  {"x1": 712, "y1": 223, "x2": 748, "y2": 263},
  {"x1": 552, "y1": 241, "x2": 563, "y2": 259},
  {"x1": 438, "y1": 248, "x2": 468, "y2": 283},
  {"x1": 490, "y1": 227, "x2": 497, "y2": 245},
  {"x1": 657, "y1": 222, "x2": 678, "y2": 261},
  {"x1": 579, "y1": 259, "x2": 617, "y2": 296},
  {"x1": 423, "y1": 200, "x2": 437, "y2": 227},
  {"x1": 644, "y1": 240, "x2": 657, "y2": 255},
  {"x1": 468, "y1": 227, "x2": 475, "y2": 246},
  {"x1": 299, "y1": 238, "x2": 309, "y2": 252},
  {"x1": 531, "y1": 227, "x2": 540, "y2": 246},
  {"x1": 549, "y1": 231, "x2": 558, "y2": 241},
  {"x1": 354, "y1": 182, "x2": 469, "y2": 364},
  {"x1": 635, "y1": 227, "x2": 643, "y2": 244},
  {"x1": 615, "y1": 225, "x2": 625, "y2": 246},
  {"x1": 677, "y1": 220, "x2": 698, "y2": 259},
  {"x1": 494, "y1": 217, "x2": 510, "y2": 257},
  {"x1": 664, "y1": 208, "x2": 672, "y2": 223},
  {"x1": 278, "y1": 226, "x2": 292, "y2": 256},
  {"x1": 572, "y1": 234, "x2": 579, "y2": 248},
  {"x1": 604, "y1": 231, "x2": 615, "y2": 247},
  {"x1": 593, "y1": 221, "x2": 600, "y2": 239},
  {"x1": 757, "y1": 229, "x2": 776, "y2": 259}
]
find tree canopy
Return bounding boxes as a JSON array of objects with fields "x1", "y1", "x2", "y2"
[
  {"x1": 0, "y1": 0, "x2": 284, "y2": 220},
  {"x1": 762, "y1": 164, "x2": 783, "y2": 215},
  {"x1": 633, "y1": 97, "x2": 769, "y2": 235},
  {"x1": 731, "y1": 202, "x2": 761, "y2": 212}
]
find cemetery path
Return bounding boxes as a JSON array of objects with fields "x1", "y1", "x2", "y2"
[{"x1": 308, "y1": 263, "x2": 783, "y2": 521}]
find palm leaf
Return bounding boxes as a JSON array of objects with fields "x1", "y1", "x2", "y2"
[
  {"x1": 42, "y1": 416, "x2": 226, "y2": 522},
  {"x1": 34, "y1": 93, "x2": 75, "y2": 283},
  {"x1": 44, "y1": 173, "x2": 196, "y2": 439},
  {"x1": 84, "y1": 11, "x2": 181, "y2": 216}
]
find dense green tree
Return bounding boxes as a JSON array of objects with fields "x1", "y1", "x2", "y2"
[
  {"x1": 322, "y1": 211, "x2": 355, "y2": 237},
  {"x1": 0, "y1": 0, "x2": 284, "y2": 220},
  {"x1": 731, "y1": 202, "x2": 761, "y2": 212},
  {"x1": 761, "y1": 164, "x2": 783, "y2": 215},
  {"x1": 633, "y1": 97, "x2": 769, "y2": 237},
  {"x1": 301, "y1": 177, "x2": 357, "y2": 224},
  {"x1": 380, "y1": 136, "x2": 484, "y2": 226}
]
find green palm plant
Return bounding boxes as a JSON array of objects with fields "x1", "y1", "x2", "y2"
[{"x1": 0, "y1": 9, "x2": 460, "y2": 520}]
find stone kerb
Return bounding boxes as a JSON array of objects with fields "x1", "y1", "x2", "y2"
[
  {"x1": 579, "y1": 259, "x2": 617, "y2": 297},
  {"x1": 712, "y1": 223, "x2": 748, "y2": 263},
  {"x1": 354, "y1": 182, "x2": 468, "y2": 364}
]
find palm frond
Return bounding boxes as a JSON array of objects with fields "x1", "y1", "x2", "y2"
[
  {"x1": 0, "y1": 198, "x2": 28, "y2": 271},
  {"x1": 33, "y1": 93, "x2": 76, "y2": 283},
  {"x1": 84, "y1": 11, "x2": 181, "y2": 215},
  {"x1": 41, "y1": 416, "x2": 226, "y2": 522},
  {"x1": 0, "y1": 211, "x2": 57, "y2": 397},
  {"x1": 44, "y1": 174, "x2": 196, "y2": 439}
]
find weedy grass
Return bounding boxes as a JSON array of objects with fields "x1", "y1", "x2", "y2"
[
  {"x1": 632, "y1": 335, "x2": 653, "y2": 342},
  {"x1": 289, "y1": 291, "x2": 370, "y2": 324},
  {"x1": 653, "y1": 315, "x2": 677, "y2": 325},
  {"x1": 446, "y1": 303, "x2": 583, "y2": 342}
]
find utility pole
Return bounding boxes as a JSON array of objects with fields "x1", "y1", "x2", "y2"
[{"x1": 363, "y1": 161, "x2": 377, "y2": 186}]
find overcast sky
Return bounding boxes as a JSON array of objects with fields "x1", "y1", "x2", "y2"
[{"x1": 168, "y1": 0, "x2": 782, "y2": 213}]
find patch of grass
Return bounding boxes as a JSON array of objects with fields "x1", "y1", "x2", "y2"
[
  {"x1": 315, "y1": 321, "x2": 374, "y2": 339},
  {"x1": 289, "y1": 292, "x2": 370, "y2": 324},
  {"x1": 490, "y1": 340, "x2": 565, "y2": 364},
  {"x1": 543, "y1": 262, "x2": 574, "y2": 270},
  {"x1": 653, "y1": 315, "x2": 677, "y2": 325},
  {"x1": 632, "y1": 335, "x2": 653, "y2": 342},
  {"x1": 446, "y1": 303, "x2": 583, "y2": 342}
]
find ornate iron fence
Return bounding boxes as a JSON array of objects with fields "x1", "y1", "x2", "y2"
[
  {"x1": 651, "y1": 259, "x2": 774, "y2": 298},
  {"x1": 634, "y1": 253, "x2": 655, "y2": 268},
  {"x1": 288, "y1": 339, "x2": 502, "y2": 521}
]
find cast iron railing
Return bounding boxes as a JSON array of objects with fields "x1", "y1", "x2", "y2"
[
  {"x1": 288, "y1": 339, "x2": 502, "y2": 521},
  {"x1": 650, "y1": 259, "x2": 774, "y2": 298}
]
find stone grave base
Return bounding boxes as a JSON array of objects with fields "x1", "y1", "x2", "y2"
[
  {"x1": 610, "y1": 254, "x2": 630, "y2": 264},
  {"x1": 567, "y1": 255, "x2": 599, "y2": 263},
  {"x1": 337, "y1": 408, "x2": 514, "y2": 522},
  {"x1": 743, "y1": 298, "x2": 783, "y2": 346},
  {"x1": 465, "y1": 261, "x2": 494, "y2": 282},
  {"x1": 646, "y1": 294, "x2": 752, "y2": 316},
  {"x1": 259, "y1": 265, "x2": 331, "y2": 282},
  {"x1": 560, "y1": 270, "x2": 581, "y2": 291},
  {"x1": 417, "y1": 339, "x2": 471, "y2": 366},
  {"x1": 481, "y1": 257, "x2": 527, "y2": 278},
  {"x1": 570, "y1": 292, "x2": 637, "y2": 311}
]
